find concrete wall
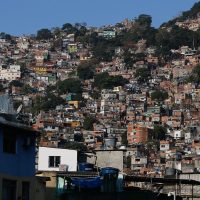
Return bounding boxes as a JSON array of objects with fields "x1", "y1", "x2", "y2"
[
  {"x1": 37, "y1": 171, "x2": 57, "y2": 200},
  {"x1": 160, "y1": 144, "x2": 170, "y2": 151},
  {"x1": 64, "y1": 190, "x2": 181, "y2": 200},
  {"x1": 38, "y1": 147, "x2": 77, "y2": 171},
  {"x1": 96, "y1": 150, "x2": 123, "y2": 171},
  {"x1": 179, "y1": 173, "x2": 200, "y2": 197},
  {"x1": 0, "y1": 173, "x2": 46, "y2": 200}
]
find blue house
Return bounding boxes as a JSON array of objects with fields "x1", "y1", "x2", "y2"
[{"x1": 0, "y1": 115, "x2": 44, "y2": 200}]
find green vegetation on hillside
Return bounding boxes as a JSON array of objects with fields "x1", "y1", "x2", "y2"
[{"x1": 94, "y1": 72, "x2": 128, "y2": 89}]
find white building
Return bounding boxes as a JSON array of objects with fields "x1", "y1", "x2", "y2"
[
  {"x1": 17, "y1": 37, "x2": 30, "y2": 50},
  {"x1": 100, "y1": 99, "x2": 109, "y2": 115},
  {"x1": 131, "y1": 155, "x2": 147, "y2": 171},
  {"x1": 184, "y1": 132, "x2": 192, "y2": 143},
  {"x1": 37, "y1": 147, "x2": 77, "y2": 172},
  {"x1": 43, "y1": 124, "x2": 59, "y2": 132},
  {"x1": 0, "y1": 65, "x2": 21, "y2": 81},
  {"x1": 173, "y1": 130, "x2": 184, "y2": 139},
  {"x1": 160, "y1": 140, "x2": 170, "y2": 151}
]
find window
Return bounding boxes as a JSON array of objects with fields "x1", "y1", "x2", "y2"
[
  {"x1": 49, "y1": 156, "x2": 60, "y2": 168},
  {"x1": 3, "y1": 133, "x2": 16, "y2": 154}
]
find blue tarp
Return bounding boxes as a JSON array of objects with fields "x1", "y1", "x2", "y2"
[{"x1": 71, "y1": 176, "x2": 102, "y2": 189}]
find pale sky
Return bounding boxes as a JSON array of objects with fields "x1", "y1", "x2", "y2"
[{"x1": 0, "y1": 0, "x2": 199, "y2": 35}]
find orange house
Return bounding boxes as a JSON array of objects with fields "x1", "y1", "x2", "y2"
[{"x1": 127, "y1": 123, "x2": 148, "y2": 145}]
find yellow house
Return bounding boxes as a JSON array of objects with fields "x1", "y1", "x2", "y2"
[
  {"x1": 79, "y1": 53, "x2": 91, "y2": 61},
  {"x1": 63, "y1": 121, "x2": 81, "y2": 128},
  {"x1": 113, "y1": 86, "x2": 123, "y2": 92},
  {"x1": 68, "y1": 101, "x2": 79, "y2": 109},
  {"x1": 67, "y1": 44, "x2": 78, "y2": 53},
  {"x1": 195, "y1": 89, "x2": 200, "y2": 97},
  {"x1": 33, "y1": 66, "x2": 47, "y2": 74},
  {"x1": 71, "y1": 121, "x2": 81, "y2": 128}
]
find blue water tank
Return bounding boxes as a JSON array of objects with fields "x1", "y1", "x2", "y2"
[
  {"x1": 78, "y1": 163, "x2": 94, "y2": 172},
  {"x1": 101, "y1": 167, "x2": 119, "y2": 176},
  {"x1": 101, "y1": 167, "x2": 119, "y2": 193}
]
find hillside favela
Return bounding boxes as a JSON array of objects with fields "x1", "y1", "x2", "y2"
[{"x1": 1, "y1": 1, "x2": 200, "y2": 200}]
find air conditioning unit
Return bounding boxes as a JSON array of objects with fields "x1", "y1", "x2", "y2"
[{"x1": 59, "y1": 164, "x2": 68, "y2": 172}]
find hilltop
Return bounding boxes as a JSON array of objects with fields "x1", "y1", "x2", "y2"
[{"x1": 161, "y1": 1, "x2": 200, "y2": 28}]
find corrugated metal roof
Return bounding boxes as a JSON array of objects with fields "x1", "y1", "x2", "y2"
[
  {"x1": 125, "y1": 175, "x2": 200, "y2": 185},
  {"x1": 57, "y1": 171, "x2": 99, "y2": 178}
]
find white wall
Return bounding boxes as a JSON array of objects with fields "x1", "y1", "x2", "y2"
[
  {"x1": 160, "y1": 143, "x2": 170, "y2": 151},
  {"x1": 96, "y1": 150, "x2": 123, "y2": 171},
  {"x1": 0, "y1": 65, "x2": 21, "y2": 81},
  {"x1": 10, "y1": 65, "x2": 21, "y2": 71},
  {"x1": 38, "y1": 147, "x2": 77, "y2": 172},
  {"x1": 173, "y1": 130, "x2": 183, "y2": 139}
]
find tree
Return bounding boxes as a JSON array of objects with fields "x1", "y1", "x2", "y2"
[
  {"x1": 83, "y1": 117, "x2": 96, "y2": 130},
  {"x1": 121, "y1": 14, "x2": 156, "y2": 46},
  {"x1": 124, "y1": 51, "x2": 146, "y2": 68},
  {"x1": 64, "y1": 142, "x2": 87, "y2": 151},
  {"x1": 124, "y1": 51, "x2": 134, "y2": 68},
  {"x1": 160, "y1": 2, "x2": 200, "y2": 28},
  {"x1": 154, "y1": 125, "x2": 167, "y2": 140},
  {"x1": 119, "y1": 30, "x2": 140, "y2": 46},
  {"x1": 62, "y1": 23, "x2": 73, "y2": 30},
  {"x1": 31, "y1": 96, "x2": 43, "y2": 114},
  {"x1": 121, "y1": 131, "x2": 128, "y2": 146},
  {"x1": 0, "y1": 32, "x2": 11, "y2": 40},
  {"x1": 90, "y1": 90, "x2": 100, "y2": 100},
  {"x1": 155, "y1": 26, "x2": 196, "y2": 57},
  {"x1": 92, "y1": 37, "x2": 121, "y2": 62},
  {"x1": 57, "y1": 78, "x2": 82, "y2": 94},
  {"x1": 102, "y1": 75, "x2": 128, "y2": 89},
  {"x1": 37, "y1": 28, "x2": 52, "y2": 40},
  {"x1": 62, "y1": 23, "x2": 78, "y2": 35},
  {"x1": 180, "y1": 2, "x2": 200, "y2": 20},
  {"x1": 76, "y1": 25, "x2": 87, "y2": 37},
  {"x1": 146, "y1": 27, "x2": 158, "y2": 46},
  {"x1": 51, "y1": 27, "x2": 61, "y2": 37},
  {"x1": 135, "y1": 68, "x2": 151, "y2": 82},
  {"x1": 136, "y1": 14, "x2": 152, "y2": 28},
  {"x1": 94, "y1": 72, "x2": 128, "y2": 89},
  {"x1": 9, "y1": 80, "x2": 23, "y2": 87},
  {"x1": 77, "y1": 61, "x2": 95, "y2": 80},
  {"x1": 92, "y1": 42, "x2": 114, "y2": 62},
  {"x1": 188, "y1": 64, "x2": 200, "y2": 86},
  {"x1": 17, "y1": 62, "x2": 28, "y2": 76},
  {"x1": 77, "y1": 32, "x2": 98, "y2": 46},
  {"x1": 94, "y1": 72, "x2": 109, "y2": 89},
  {"x1": 22, "y1": 84, "x2": 36, "y2": 94},
  {"x1": 31, "y1": 94, "x2": 65, "y2": 113},
  {"x1": 155, "y1": 29, "x2": 171, "y2": 56},
  {"x1": 151, "y1": 90, "x2": 168, "y2": 101},
  {"x1": 42, "y1": 94, "x2": 65, "y2": 111}
]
